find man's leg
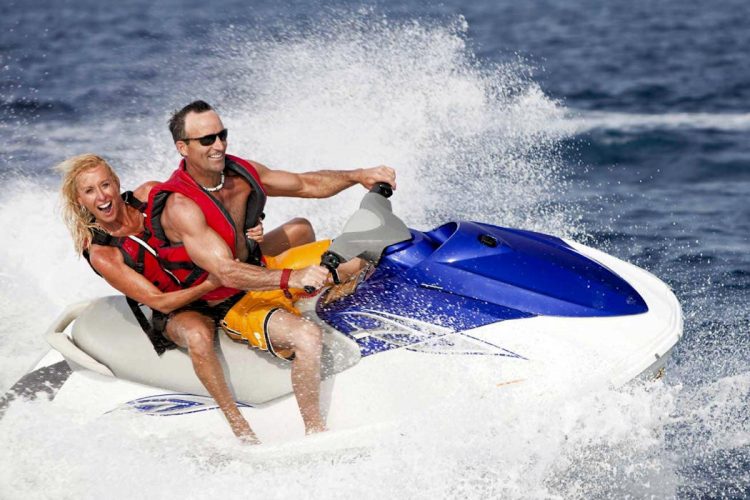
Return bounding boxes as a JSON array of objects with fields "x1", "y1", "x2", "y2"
[
  {"x1": 261, "y1": 217, "x2": 315, "y2": 256},
  {"x1": 165, "y1": 311, "x2": 259, "y2": 443},
  {"x1": 266, "y1": 309, "x2": 326, "y2": 434}
]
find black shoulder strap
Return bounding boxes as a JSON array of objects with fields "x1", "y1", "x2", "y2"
[
  {"x1": 125, "y1": 297, "x2": 174, "y2": 356},
  {"x1": 90, "y1": 227, "x2": 124, "y2": 247},
  {"x1": 122, "y1": 191, "x2": 147, "y2": 212},
  {"x1": 225, "y1": 160, "x2": 266, "y2": 232},
  {"x1": 126, "y1": 297, "x2": 152, "y2": 335},
  {"x1": 86, "y1": 232, "x2": 143, "y2": 277},
  {"x1": 225, "y1": 159, "x2": 266, "y2": 265},
  {"x1": 82, "y1": 249, "x2": 101, "y2": 277}
]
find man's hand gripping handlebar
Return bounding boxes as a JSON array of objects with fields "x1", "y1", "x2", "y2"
[{"x1": 290, "y1": 266, "x2": 329, "y2": 295}]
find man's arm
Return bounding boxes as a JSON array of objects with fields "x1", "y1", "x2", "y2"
[
  {"x1": 89, "y1": 246, "x2": 218, "y2": 314},
  {"x1": 251, "y1": 161, "x2": 396, "y2": 198},
  {"x1": 162, "y1": 193, "x2": 327, "y2": 291}
]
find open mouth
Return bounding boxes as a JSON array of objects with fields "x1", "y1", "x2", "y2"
[{"x1": 97, "y1": 201, "x2": 113, "y2": 214}]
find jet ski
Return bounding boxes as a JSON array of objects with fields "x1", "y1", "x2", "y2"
[{"x1": 0, "y1": 184, "x2": 682, "y2": 442}]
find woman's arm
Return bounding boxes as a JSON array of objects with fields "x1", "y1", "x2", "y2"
[{"x1": 89, "y1": 245, "x2": 218, "y2": 314}]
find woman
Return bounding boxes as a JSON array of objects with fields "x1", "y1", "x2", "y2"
[{"x1": 57, "y1": 153, "x2": 259, "y2": 442}]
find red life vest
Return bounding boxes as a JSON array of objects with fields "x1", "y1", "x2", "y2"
[
  {"x1": 85, "y1": 191, "x2": 181, "y2": 294},
  {"x1": 84, "y1": 191, "x2": 183, "y2": 354},
  {"x1": 147, "y1": 154, "x2": 267, "y2": 302}
]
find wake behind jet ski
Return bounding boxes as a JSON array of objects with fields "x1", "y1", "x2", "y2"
[{"x1": 1, "y1": 184, "x2": 682, "y2": 442}]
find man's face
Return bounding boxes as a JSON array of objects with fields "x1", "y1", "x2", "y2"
[
  {"x1": 176, "y1": 110, "x2": 227, "y2": 173},
  {"x1": 75, "y1": 164, "x2": 122, "y2": 224}
]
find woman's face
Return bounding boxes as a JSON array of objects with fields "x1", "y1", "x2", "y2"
[{"x1": 75, "y1": 164, "x2": 121, "y2": 224}]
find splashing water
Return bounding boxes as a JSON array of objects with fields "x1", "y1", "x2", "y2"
[{"x1": 216, "y1": 15, "x2": 573, "y2": 234}]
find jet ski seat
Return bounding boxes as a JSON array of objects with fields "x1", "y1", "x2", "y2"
[{"x1": 62, "y1": 296, "x2": 361, "y2": 405}]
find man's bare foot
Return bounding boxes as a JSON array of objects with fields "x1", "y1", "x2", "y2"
[
  {"x1": 234, "y1": 425, "x2": 260, "y2": 445},
  {"x1": 305, "y1": 424, "x2": 328, "y2": 435},
  {"x1": 229, "y1": 416, "x2": 260, "y2": 444},
  {"x1": 237, "y1": 432, "x2": 261, "y2": 445},
  {"x1": 333, "y1": 257, "x2": 368, "y2": 282},
  {"x1": 324, "y1": 260, "x2": 374, "y2": 305}
]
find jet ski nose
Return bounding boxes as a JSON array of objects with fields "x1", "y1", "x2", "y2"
[{"x1": 386, "y1": 221, "x2": 649, "y2": 317}]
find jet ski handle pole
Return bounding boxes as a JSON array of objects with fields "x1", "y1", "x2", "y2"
[{"x1": 315, "y1": 182, "x2": 393, "y2": 288}]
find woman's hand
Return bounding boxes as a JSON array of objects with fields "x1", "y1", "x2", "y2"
[
  {"x1": 205, "y1": 273, "x2": 222, "y2": 289},
  {"x1": 245, "y1": 221, "x2": 264, "y2": 243}
]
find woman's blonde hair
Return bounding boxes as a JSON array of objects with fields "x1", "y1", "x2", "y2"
[{"x1": 56, "y1": 154, "x2": 121, "y2": 255}]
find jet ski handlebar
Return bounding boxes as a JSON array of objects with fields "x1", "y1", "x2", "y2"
[
  {"x1": 317, "y1": 182, "x2": 410, "y2": 285},
  {"x1": 303, "y1": 185, "x2": 396, "y2": 292},
  {"x1": 370, "y1": 182, "x2": 393, "y2": 198}
]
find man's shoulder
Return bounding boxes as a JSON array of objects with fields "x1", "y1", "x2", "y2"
[
  {"x1": 165, "y1": 191, "x2": 200, "y2": 210},
  {"x1": 162, "y1": 193, "x2": 208, "y2": 232},
  {"x1": 227, "y1": 155, "x2": 268, "y2": 173},
  {"x1": 133, "y1": 181, "x2": 159, "y2": 200}
]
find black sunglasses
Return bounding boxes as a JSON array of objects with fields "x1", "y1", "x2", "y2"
[{"x1": 181, "y1": 128, "x2": 228, "y2": 146}]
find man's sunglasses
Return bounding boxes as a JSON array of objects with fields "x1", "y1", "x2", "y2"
[{"x1": 181, "y1": 128, "x2": 228, "y2": 146}]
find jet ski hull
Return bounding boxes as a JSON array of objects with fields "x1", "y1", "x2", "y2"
[{"x1": 1, "y1": 231, "x2": 682, "y2": 443}]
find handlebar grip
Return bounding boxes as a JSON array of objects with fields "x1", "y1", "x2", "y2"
[
  {"x1": 321, "y1": 251, "x2": 341, "y2": 270},
  {"x1": 320, "y1": 252, "x2": 342, "y2": 285},
  {"x1": 370, "y1": 182, "x2": 393, "y2": 198}
]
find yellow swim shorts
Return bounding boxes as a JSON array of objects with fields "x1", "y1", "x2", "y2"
[{"x1": 220, "y1": 239, "x2": 330, "y2": 360}]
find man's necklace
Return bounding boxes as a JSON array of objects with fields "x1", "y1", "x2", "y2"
[{"x1": 202, "y1": 172, "x2": 225, "y2": 192}]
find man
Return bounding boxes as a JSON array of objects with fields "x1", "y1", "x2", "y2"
[{"x1": 147, "y1": 100, "x2": 396, "y2": 442}]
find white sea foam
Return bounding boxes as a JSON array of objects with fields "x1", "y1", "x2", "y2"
[
  {"x1": 1, "y1": 367, "x2": 748, "y2": 498},
  {"x1": 216, "y1": 15, "x2": 572, "y2": 234},
  {"x1": 564, "y1": 109, "x2": 750, "y2": 133}
]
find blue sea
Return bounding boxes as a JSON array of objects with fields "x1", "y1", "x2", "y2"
[{"x1": 1, "y1": 0, "x2": 748, "y2": 498}]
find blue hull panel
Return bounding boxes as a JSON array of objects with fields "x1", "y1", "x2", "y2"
[{"x1": 317, "y1": 222, "x2": 648, "y2": 354}]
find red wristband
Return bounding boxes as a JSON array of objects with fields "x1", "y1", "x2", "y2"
[{"x1": 280, "y1": 268, "x2": 293, "y2": 298}]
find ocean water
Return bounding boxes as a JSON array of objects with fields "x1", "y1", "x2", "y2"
[{"x1": 0, "y1": 0, "x2": 748, "y2": 498}]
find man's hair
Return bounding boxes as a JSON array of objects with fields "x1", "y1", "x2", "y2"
[{"x1": 168, "y1": 100, "x2": 214, "y2": 142}]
